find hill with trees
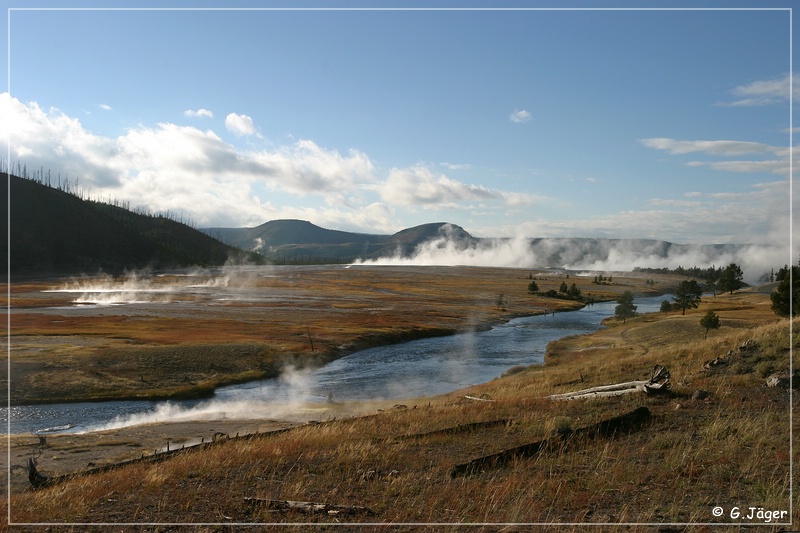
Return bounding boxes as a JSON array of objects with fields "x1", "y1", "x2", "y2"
[{"x1": 2, "y1": 173, "x2": 262, "y2": 276}]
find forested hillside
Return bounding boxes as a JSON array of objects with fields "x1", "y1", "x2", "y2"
[{"x1": 2, "y1": 173, "x2": 261, "y2": 276}]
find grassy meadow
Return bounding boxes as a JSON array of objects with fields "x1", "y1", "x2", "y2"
[{"x1": 3, "y1": 267, "x2": 796, "y2": 531}]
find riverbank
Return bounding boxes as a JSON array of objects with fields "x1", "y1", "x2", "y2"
[
  {"x1": 5, "y1": 266, "x2": 669, "y2": 405},
  {"x1": 5, "y1": 398, "x2": 406, "y2": 495},
  {"x1": 6, "y1": 287, "x2": 794, "y2": 529}
]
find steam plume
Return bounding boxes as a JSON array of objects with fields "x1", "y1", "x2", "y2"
[{"x1": 356, "y1": 225, "x2": 786, "y2": 284}]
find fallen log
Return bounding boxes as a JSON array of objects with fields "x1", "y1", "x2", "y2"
[
  {"x1": 244, "y1": 497, "x2": 374, "y2": 516},
  {"x1": 451, "y1": 406, "x2": 651, "y2": 477},
  {"x1": 397, "y1": 418, "x2": 511, "y2": 440},
  {"x1": 548, "y1": 365, "x2": 670, "y2": 401}
]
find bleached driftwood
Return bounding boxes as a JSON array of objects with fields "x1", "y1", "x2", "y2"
[
  {"x1": 464, "y1": 395, "x2": 495, "y2": 402},
  {"x1": 244, "y1": 497, "x2": 374, "y2": 516},
  {"x1": 548, "y1": 365, "x2": 670, "y2": 401}
]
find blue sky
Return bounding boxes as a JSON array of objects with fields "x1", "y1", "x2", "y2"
[{"x1": 2, "y1": 2, "x2": 796, "y2": 257}]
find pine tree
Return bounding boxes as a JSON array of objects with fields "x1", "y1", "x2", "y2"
[
  {"x1": 673, "y1": 280, "x2": 703, "y2": 315},
  {"x1": 615, "y1": 291, "x2": 637, "y2": 323},
  {"x1": 700, "y1": 310, "x2": 720, "y2": 338}
]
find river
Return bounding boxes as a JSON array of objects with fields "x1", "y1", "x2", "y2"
[{"x1": 4, "y1": 295, "x2": 669, "y2": 435}]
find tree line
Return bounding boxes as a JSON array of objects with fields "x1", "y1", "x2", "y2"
[
  {"x1": 527, "y1": 278, "x2": 587, "y2": 303},
  {"x1": 0, "y1": 159, "x2": 198, "y2": 228},
  {"x1": 615, "y1": 260, "x2": 798, "y2": 338}
]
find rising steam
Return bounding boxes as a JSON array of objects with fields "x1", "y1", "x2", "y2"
[
  {"x1": 355, "y1": 224, "x2": 786, "y2": 284},
  {"x1": 81, "y1": 366, "x2": 321, "y2": 433},
  {"x1": 44, "y1": 264, "x2": 272, "y2": 306}
]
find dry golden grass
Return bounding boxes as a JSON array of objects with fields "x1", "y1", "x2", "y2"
[{"x1": 5, "y1": 275, "x2": 795, "y2": 531}]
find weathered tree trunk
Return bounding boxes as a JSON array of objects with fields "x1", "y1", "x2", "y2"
[
  {"x1": 28, "y1": 458, "x2": 49, "y2": 488},
  {"x1": 451, "y1": 406, "x2": 651, "y2": 477},
  {"x1": 548, "y1": 365, "x2": 670, "y2": 401}
]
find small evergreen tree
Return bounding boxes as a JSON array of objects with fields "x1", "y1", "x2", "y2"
[
  {"x1": 568, "y1": 283, "x2": 581, "y2": 299},
  {"x1": 660, "y1": 300, "x2": 672, "y2": 313},
  {"x1": 699, "y1": 310, "x2": 720, "y2": 338},
  {"x1": 527, "y1": 280, "x2": 539, "y2": 293}
]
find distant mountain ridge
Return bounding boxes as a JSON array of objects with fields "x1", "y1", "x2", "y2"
[
  {"x1": 203, "y1": 219, "x2": 744, "y2": 268},
  {"x1": 202, "y1": 220, "x2": 477, "y2": 263}
]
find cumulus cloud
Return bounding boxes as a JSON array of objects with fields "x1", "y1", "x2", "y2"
[
  {"x1": 3, "y1": 93, "x2": 536, "y2": 231},
  {"x1": 0, "y1": 93, "x2": 123, "y2": 187},
  {"x1": 722, "y1": 73, "x2": 797, "y2": 106},
  {"x1": 98, "y1": 103, "x2": 112, "y2": 111},
  {"x1": 379, "y1": 166, "x2": 500, "y2": 207},
  {"x1": 225, "y1": 112, "x2": 257, "y2": 136},
  {"x1": 509, "y1": 109, "x2": 532, "y2": 123},
  {"x1": 252, "y1": 140, "x2": 375, "y2": 198},
  {"x1": 0, "y1": 94, "x2": 382, "y2": 226},
  {"x1": 184, "y1": 108, "x2": 214, "y2": 118}
]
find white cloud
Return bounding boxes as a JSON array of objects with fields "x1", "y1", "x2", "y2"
[
  {"x1": 7, "y1": 94, "x2": 535, "y2": 230},
  {"x1": 509, "y1": 109, "x2": 532, "y2": 123},
  {"x1": 225, "y1": 112, "x2": 257, "y2": 136},
  {"x1": 184, "y1": 108, "x2": 214, "y2": 118},
  {"x1": 0, "y1": 93, "x2": 379, "y2": 226},
  {"x1": 641, "y1": 137, "x2": 790, "y2": 177},
  {"x1": 501, "y1": 191, "x2": 546, "y2": 207},
  {"x1": 687, "y1": 159, "x2": 788, "y2": 176},
  {"x1": 639, "y1": 138, "x2": 776, "y2": 156},
  {"x1": 440, "y1": 162, "x2": 471, "y2": 170},
  {"x1": 252, "y1": 140, "x2": 375, "y2": 199},
  {"x1": 0, "y1": 93, "x2": 123, "y2": 187},
  {"x1": 379, "y1": 166, "x2": 500, "y2": 207},
  {"x1": 98, "y1": 103, "x2": 112, "y2": 111},
  {"x1": 722, "y1": 73, "x2": 798, "y2": 106}
]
